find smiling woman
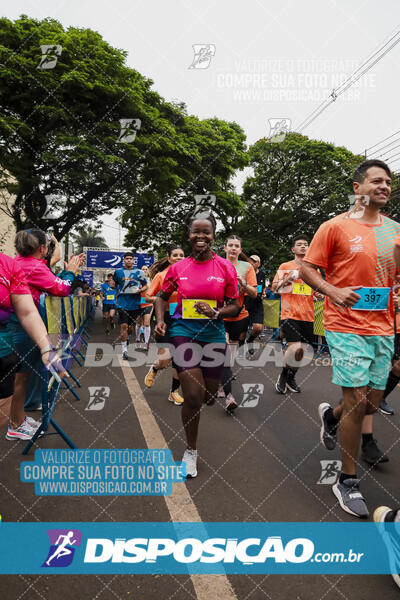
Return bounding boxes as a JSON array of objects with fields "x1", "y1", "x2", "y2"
[{"x1": 154, "y1": 207, "x2": 240, "y2": 479}]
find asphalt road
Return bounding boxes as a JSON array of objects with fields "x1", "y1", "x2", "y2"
[{"x1": 0, "y1": 309, "x2": 399, "y2": 599}]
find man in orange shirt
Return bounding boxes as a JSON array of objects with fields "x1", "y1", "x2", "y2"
[
  {"x1": 301, "y1": 159, "x2": 400, "y2": 518},
  {"x1": 272, "y1": 236, "x2": 318, "y2": 394}
]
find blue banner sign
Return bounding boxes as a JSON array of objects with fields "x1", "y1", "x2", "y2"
[
  {"x1": 86, "y1": 251, "x2": 153, "y2": 270},
  {"x1": 81, "y1": 270, "x2": 94, "y2": 286},
  {"x1": 0, "y1": 522, "x2": 396, "y2": 574}
]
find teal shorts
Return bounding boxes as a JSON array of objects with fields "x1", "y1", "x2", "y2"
[{"x1": 325, "y1": 330, "x2": 394, "y2": 390}]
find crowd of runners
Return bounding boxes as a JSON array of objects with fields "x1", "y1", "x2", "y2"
[{"x1": 0, "y1": 158, "x2": 399, "y2": 586}]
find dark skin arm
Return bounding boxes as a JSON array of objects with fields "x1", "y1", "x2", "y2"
[{"x1": 155, "y1": 291, "x2": 240, "y2": 337}]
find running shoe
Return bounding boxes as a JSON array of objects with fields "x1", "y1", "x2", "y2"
[
  {"x1": 275, "y1": 370, "x2": 287, "y2": 394},
  {"x1": 225, "y1": 393, "x2": 238, "y2": 413},
  {"x1": 332, "y1": 478, "x2": 369, "y2": 518},
  {"x1": 318, "y1": 402, "x2": 338, "y2": 451},
  {"x1": 373, "y1": 506, "x2": 400, "y2": 588},
  {"x1": 182, "y1": 448, "x2": 198, "y2": 478},
  {"x1": 380, "y1": 398, "x2": 395, "y2": 416},
  {"x1": 25, "y1": 415, "x2": 41, "y2": 428},
  {"x1": 217, "y1": 384, "x2": 225, "y2": 398},
  {"x1": 122, "y1": 351, "x2": 129, "y2": 361},
  {"x1": 361, "y1": 438, "x2": 389, "y2": 465},
  {"x1": 168, "y1": 390, "x2": 184, "y2": 405},
  {"x1": 286, "y1": 369, "x2": 301, "y2": 393},
  {"x1": 144, "y1": 367, "x2": 157, "y2": 388},
  {"x1": 105, "y1": 329, "x2": 110, "y2": 335},
  {"x1": 6, "y1": 418, "x2": 38, "y2": 441}
]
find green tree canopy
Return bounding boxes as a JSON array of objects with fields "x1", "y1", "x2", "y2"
[
  {"x1": 237, "y1": 133, "x2": 364, "y2": 273},
  {"x1": 70, "y1": 224, "x2": 108, "y2": 253},
  {"x1": 122, "y1": 114, "x2": 248, "y2": 253},
  {"x1": 0, "y1": 15, "x2": 220, "y2": 237}
]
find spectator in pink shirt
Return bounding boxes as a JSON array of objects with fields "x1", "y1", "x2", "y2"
[
  {"x1": 0, "y1": 252, "x2": 65, "y2": 440},
  {"x1": 10, "y1": 229, "x2": 84, "y2": 413}
]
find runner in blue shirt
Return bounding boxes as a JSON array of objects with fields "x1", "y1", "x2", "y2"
[
  {"x1": 100, "y1": 274, "x2": 117, "y2": 335},
  {"x1": 113, "y1": 252, "x2": 147, "y2": 360}
]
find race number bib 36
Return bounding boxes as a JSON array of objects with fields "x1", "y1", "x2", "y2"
[
  {"x1": 351, "y1": 287, "x2": 390, "y2": 311},
  {"x1": 182, "y1": 299, "x2": 217, "y2": 319},
  {"x1": 292, "y1": 283, "x2": 312, "y2": 296}
]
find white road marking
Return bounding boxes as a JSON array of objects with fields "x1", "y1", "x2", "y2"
[{"x1": 119, "y1": 359, "x2": 238, "y2": 600}]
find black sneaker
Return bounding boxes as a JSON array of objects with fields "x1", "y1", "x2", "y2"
[
  {"x1": 286, "y1": 369, "x2": 301, "y2": 393},
  {"x1": 380, "y1": 398, "x2": 395, "y2": 416},
  {"x1": 373, "y1": 506, "x2": 400, "y2": 589},
  {"x1": 275, "y1": 370, "x2": 288, "y2": 394},
  {"x1": 318, "y1": 402, "x2": 338, "y2": 451},
  {"x1": 361, "y1": 438, "x2": 389, "y2": 465},
  {"x1": 122, "y1": 351, "x2": 129, "y2": 361}
]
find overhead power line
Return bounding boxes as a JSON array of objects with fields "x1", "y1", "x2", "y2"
[
  {"x1": 364, "y1": 129, "x2": 400, "y2": 154},
  {"x1": 297, "y1": 28, "x2": 400, "y2": 133}
]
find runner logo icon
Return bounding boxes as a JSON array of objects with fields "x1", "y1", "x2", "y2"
[
  {"x1": 188, "y1": 44, "x2": 216, "y2": 69},
  {"x1": 42, "y1": 529, "x2": 82, "y2": 567},
  {"x1": 86, "y1": 386, "x2": 110, "y2": 411},
  {"x1": 317, "y1": 460, "x2": 342, "y2": 485},
  {"x1": 240, "y1": 384, "x2": 264, "y2": 407}
]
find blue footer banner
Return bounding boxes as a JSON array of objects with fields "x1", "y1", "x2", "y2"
[{"x1": 0, "y1": 521, "x2": 398, "y2": 574}]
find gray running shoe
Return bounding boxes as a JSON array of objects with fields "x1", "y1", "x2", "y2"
[
  {"x1": 379, "y1": 398, "x2": 395, "y2": 416},
  {"x1": 182, "y1": 448, "x2": 198, "y2": 478},
  {"x1": 332, "y1": 478, "x2": 369, "y2": 518},
  {"x1": 318, "y1": 402, "x2": 338, "y2": 451}
]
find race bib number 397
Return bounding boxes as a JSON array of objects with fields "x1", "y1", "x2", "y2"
[{"x1": 351, "y1": 287, "x2": 390, "y2": 311}]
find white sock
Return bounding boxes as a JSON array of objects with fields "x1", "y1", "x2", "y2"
[
  {"x1": 121, "y1": 341, "x2": 128, "y2": 352},
  {"x1": 144, "y1": 326, "x2": 151, "y2": 343},
  {"x1": 136, "y1": 325, "x2": 141, "y2": 341}
]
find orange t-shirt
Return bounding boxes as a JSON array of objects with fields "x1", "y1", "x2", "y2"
[
  {"x1": 147, "y1": 267, "x2": 178, "y2": 306},
  {"x1": 304, "y1": 212, "x2": 400, "y2": 336},
  {"x1": 224, "y1": 260, "x2": 257, "y2": 322},
  {"x1": 272, "y1": 260, "x2": 315, "y2": 322}
]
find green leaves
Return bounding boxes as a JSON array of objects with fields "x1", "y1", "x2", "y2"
[{"x1": 237, "y1": 133, "x2": 364, "y2": 271}]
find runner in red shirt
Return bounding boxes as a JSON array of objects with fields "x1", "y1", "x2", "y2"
[{"x1": 301, "y1": 159, "x2": 400, "y2": 518}]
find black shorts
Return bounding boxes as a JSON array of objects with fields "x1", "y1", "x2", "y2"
[
  {"x1": 0, "y1": 351, "x2": 21, "y2": 399},
  {"x1": 139, "y1": 305, "x2": 153, "y2": 317},
  {"x1": 155, "y1": 311, "x2": 173, "y2": 344},
  {"x1": 247, "y1": 300, "x2": 264, "y2": 325},
  {"x1": 118, "y1": 308, "x2": 141, "y2": 326},
  {"x1": 224, "y1": 317, "x2": 249, "y2": 342},
  {"x1": 281, "y1": 318, "x2": 314, "y2": 346},
  {"x1": 394, "y1": 333, "x2": 400, "y2": 360},
  {"x1": 102, "y1": 303, "x2": 116, "y2": 313}
]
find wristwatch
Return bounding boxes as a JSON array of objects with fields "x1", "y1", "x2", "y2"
[{"x1": 211, "y1": 308, "x2": 220, "y2": 320}]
